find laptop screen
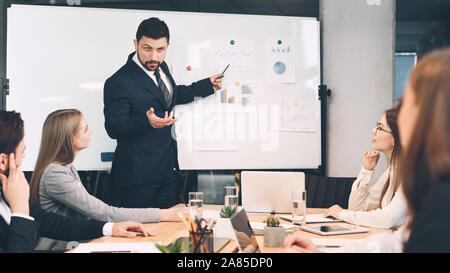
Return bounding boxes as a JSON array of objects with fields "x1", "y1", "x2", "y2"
[{"x1": 230, "y1": 209, "x2": 261, "y2": 253}]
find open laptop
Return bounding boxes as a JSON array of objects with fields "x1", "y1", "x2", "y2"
[{"x1": 241, "y1": 171, "x2": 305, "y2": 213}]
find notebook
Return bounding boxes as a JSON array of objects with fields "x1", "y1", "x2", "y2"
[
  {"x1": 279, "y1": 214, "x2": 344, "y2": 224},
  {"x1": 73, "y1": 242, "x2": 161, "y2": 253},
  {"x1": 249, "y1": 222, "x2": 296, "y2": 235}
]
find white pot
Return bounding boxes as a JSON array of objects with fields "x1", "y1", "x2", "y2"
[{"x1": 263, "y1": 226, "x2": 285, "y2": 247}]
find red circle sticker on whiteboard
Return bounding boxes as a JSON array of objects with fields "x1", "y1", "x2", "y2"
[{"x1": 186, "y1": 66, "x2": 192, "y2": 71}]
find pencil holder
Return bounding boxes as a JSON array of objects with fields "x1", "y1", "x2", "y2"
[{"x1": 189, "y1": 229, "x2": 214, "y2": 253}]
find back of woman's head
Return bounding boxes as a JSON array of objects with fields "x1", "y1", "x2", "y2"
[
  {"x1": 401, "y1": 47, "x2": 450, "y2": 221},
  {"x1": 30, "y1": 109, "x2": 82, "y2": 204}
]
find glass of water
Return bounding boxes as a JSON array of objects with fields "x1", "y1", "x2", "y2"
[
  {"x1": 292, "y1": 190, "x2": 307, "y2": 225},
  {"x1": 189, "y1": 192, "x2": 204, "y2": 217},
  {"x1": 224, "y1": 186, "x2": 239, "y2": 209}
]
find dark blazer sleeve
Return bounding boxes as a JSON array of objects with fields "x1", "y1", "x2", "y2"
[
  {"x1": 2, "y1": 216, "x2": 37, "y2": 253},
  {"x1": 175, "y1": 78, "x2": 215, "y2": 105},
  {"x1": 404, "y1": 182, "x2": 450, "y2": 253},
  {"x1": 103, "y1": 77, "x2": 154, "y2": 139},
  {"x1": 30, "y1": 203, "x2": 105, "y2": 242}
]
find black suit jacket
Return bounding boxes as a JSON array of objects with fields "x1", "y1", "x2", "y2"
[
  {"x1": 0, "y1": 202, "x2": 105, "y2": 253},
  {"x1": 404, "y1": 179, "x2": 450, "y2": 253},
  {"x1": 103, "y1": 52, "x2": 214, "y2": 188}
]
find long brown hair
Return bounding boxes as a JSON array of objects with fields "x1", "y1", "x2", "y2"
[
  {"x1": 378, "y1": 101, "x2": 402, "y2": 208},
  {"x1": 30, "y1": 109, "x2": 83, "y2": 205},
  {"x1": 401, "y1": 48, "x2": 450, "y2": 228}
]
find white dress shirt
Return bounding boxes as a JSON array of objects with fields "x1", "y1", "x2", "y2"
[
  {"x1": 132, "y1": 53, "x2": 173, "y2": 96},
  {"x1": 0, "y1": 195, "x2": 34, "y2": 224}
]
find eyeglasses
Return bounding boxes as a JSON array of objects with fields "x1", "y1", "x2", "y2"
[{"x1": 375, "y1": 122, "x2": 392, "y2": 135}]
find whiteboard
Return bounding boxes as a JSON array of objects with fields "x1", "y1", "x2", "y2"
[{"x1": 6, "y1": 4, "x2": 321, "y2": 171}]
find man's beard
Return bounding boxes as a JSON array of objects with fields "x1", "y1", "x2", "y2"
[
  {"x1": 137, "y1": 52, "x2": 161, "y2": 71},
  {"x1": 144, "y1": 60, "x2": 161, "y2": 71}
]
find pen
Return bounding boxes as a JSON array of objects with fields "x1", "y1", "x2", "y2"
[
  {"x1": 178, "y1": 212, "x2": 191, "y2": 232},
  {"x1": 218, "y1": 64, "x2": 230, "y2": 79},
  {"x1": 179, "y1": 194, "x2": 188, "y2": 207},
  {"x1": 314, "y1": 245, "x2": 341, "y2": 248}
]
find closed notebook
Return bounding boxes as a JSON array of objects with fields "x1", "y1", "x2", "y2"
[
  {"x1": 249, "y1": 222, "x2": 296, "y2": 235},
  {"x1": 73, "y1": 242, "x2": 161, "y2": 253},
  {"x1": 279, "y1": 214, "x2": 344, "y2": 224}
]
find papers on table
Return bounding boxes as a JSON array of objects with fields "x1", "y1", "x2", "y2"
[
  {"x1": 250, "y1": 222, "x2": 296, "y2": 235},
  {"x1": 279, "y1": 214, "x2": 344, "y2": 224},
  {"x1": 202, "y1": 209, "x2": 221, "y2": 220},
  {"x1": 311, "y1": 238, "x2": 359, "y2": 252},
  {"x1": 73, "y1": 242, "x2": 161, "y2": 253}
]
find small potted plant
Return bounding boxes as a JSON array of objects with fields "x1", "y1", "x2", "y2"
[
  {"x1": 156, "y1": 238, "x2": 190, "y2": 253},
  {"x1": 263, "y1": 214, "x2": 285, "y2": 247},
  {"x1": 215, "y1": 206, "x2": 237, "y2": 239},
  {"x1": 219, "y1": 206, "x2": 237, "y2": 218}
]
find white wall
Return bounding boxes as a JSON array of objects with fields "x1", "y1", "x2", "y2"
[{"x1": 321, "y1": 0, "x2": 395, "y2": 178}]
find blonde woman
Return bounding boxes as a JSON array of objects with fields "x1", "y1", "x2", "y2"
[
  {"x1": 324, "y1": 105, "x2": 407, "y2": 229},
  {"x1": 30, "y1": 109, "x2": 181, "y2": 251}
]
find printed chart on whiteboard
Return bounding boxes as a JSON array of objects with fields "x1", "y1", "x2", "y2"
[
  {"x1": 265, "y1": 38, "x2": 295, "y2": 83},
  {"x1": 280, "y1": 99, "x2": 318, "y2": 132},
  {"x1": 209, "y1": 38, "x2": 255, "y2": 71}
]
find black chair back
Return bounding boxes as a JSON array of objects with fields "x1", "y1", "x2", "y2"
[{"x1": 305, "y1": 175, "x2": 356, "y2": 209}]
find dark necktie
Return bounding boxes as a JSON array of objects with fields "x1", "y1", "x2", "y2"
[{"x1": 154, "y1": 68, "x2": 172, "y2": 106}]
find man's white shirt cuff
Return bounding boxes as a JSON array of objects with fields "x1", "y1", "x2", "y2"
[
  {"x1": 103, "y1": 222, "x2": 114, "y2": 236},
  {"x1": 11, "y1": 213, "x2": 35, "y2": 221}
]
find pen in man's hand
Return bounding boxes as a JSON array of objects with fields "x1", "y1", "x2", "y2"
[{"x1": 218, "y1": 64, "x2": 230, "y2": 79}]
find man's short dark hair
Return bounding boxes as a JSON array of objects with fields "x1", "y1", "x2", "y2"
[
  {"x1": 136, "y1": 17, "x2": 170, "y2": 43},
  {"x1": 0, "y1": 110, "x2": 24, "y2": 155}
]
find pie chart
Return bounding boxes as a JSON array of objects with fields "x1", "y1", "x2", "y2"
[{"x1": 273, "y1": 61, "x2": 286, "y2": 75}]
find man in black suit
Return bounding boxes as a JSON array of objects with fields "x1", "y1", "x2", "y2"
[
  {"x1": 103, "y1": 17, "x2": 223, "y2": 209},
  {"x1": 0, "y1": 110, "x2": 152, "y2": 253}
]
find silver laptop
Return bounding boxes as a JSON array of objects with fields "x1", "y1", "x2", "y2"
[{"x1": 241, "y1": 171, "x2": 305, "y2": 213}]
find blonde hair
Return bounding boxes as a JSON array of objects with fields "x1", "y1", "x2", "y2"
[{"x1": 30, "y1": 109, "x2": 82, "y2": 205}]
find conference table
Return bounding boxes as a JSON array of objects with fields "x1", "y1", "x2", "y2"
[{"x1": 69, "y1": 205, "x2": 392, "y2": 253}]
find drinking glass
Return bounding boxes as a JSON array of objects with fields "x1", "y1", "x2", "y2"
[
  {"x1": 224, "y1": 186, "x2": 239, "y2": 209},
  {"x1": 292, "y1": 190, "x2": 307, "y2": 225},
  {"x1": 189, "y1": 192, "x2": 204, "y2": 217}
]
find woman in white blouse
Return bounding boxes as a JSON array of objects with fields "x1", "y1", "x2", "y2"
[
  {"x1": 284, "y1": 47, "x2": 450, "y2": 253},
  {"x1": 324, "y1": 104, "x2": 407, "y2": 229}
]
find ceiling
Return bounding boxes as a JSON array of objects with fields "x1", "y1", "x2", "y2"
[
  {"x1": 10, "y1": 0, "x2": 450, "y2": 21},
  {"x1": 9, "y1": 0, "x2": 450, "y2": 53}
]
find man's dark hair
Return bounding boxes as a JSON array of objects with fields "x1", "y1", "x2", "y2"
[
  {"x1": 136, "y1": 17, "x2": 170, "y2": 43},
  {"x1": 0, "y1": 110, "x2": 24, "y2": 155}
]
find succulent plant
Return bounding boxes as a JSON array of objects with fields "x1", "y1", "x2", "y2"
[
  {"x1": 219, "y1": 205, "x2": 237, "y2": 218},
  {"x1": 265, "y1": 215, "x2": 280, "y2": 227},
  {"x1": 156, "y1": 238, "x2": 190, "y2": 253}
]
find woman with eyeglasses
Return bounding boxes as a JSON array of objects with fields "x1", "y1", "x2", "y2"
[
  {"x1": 322, "y1": 104, "x2": 407, "y2": 229},
  {"x1": 285, "y1": 47, "x2": 450, "y2": 253}
]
